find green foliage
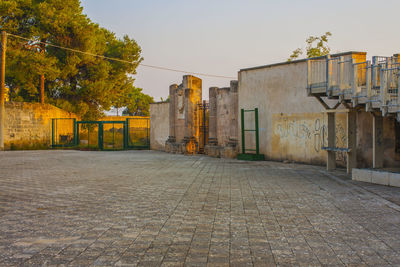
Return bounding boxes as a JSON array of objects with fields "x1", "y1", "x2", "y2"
[
  {"x1": 0, "y1": 0, "x2": 151, "y2": 120},
  {"x1": 288, "y1": 32, "x2": 332, "y2": 61},
  {"x1": 160, "y1": 95, "x2": 170, "y2": 103},
  {"x1": 122, "y1": 87, "x2": 154, "y2": 116}
]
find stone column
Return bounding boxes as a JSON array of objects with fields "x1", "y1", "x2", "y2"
[
  {"x1": 373, "y1": 113, "x2": 384, "y2": 169},
  {"x1": 347, "y1": 111, "x2": 357, "y2": 174},
  {"x1": 167, "y1": 84, "x2": 178, "y2": 143},
  {"x1": 327, "y1": 112, "x2": 336, "y2": 171},
  {"x1": 182, "y1": 75, "x2": 202, "y2": 154},
  {"x1": 208, "y1": 87, "x2": 218, "y2": 145},
  {"x1": 230, "y1": 81, "x2": 239, "y2": 145}
]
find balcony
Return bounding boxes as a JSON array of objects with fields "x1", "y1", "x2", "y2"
[{"x1": 307, "y1": 52, "x2": 400, "y2": 119}]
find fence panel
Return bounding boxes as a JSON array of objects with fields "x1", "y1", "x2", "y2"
[
  {"x1": 77, "y1": 122, "x2": 100, "y2": 150},
  {"x1": 127, "y1": 117, "x2": 150, "y2": 149},
  {"x1": 102, "y1": 122, "x2": 125, "y2": 150},
  {"x1": 51, "y1": 118, "x2": 76, "y2": 147}
]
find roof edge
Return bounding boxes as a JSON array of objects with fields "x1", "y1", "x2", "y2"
[{"x1": 240, "y1": 51, "x2": 367, "y2": 72}]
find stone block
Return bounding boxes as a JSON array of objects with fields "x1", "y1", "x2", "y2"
[
  {"x1": 352, "y1": 168, "x2": 372, "y2": 183},
  {"x1": 389, "y1": 172, "x2": 400, "y2": 188},
  {"x1": 371, "y1": 170, "x2": 389, "y2": 186},
  {"x1": 205, "y1": 145, "x2": 221, "y2": 158},
  {"x1": 221, "y1": 146, "x2": 238, "y2": 159}
]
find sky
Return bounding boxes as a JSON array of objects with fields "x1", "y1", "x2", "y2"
[{"x1": 80, "y1": 0, "x2": 400, "y2": 101}]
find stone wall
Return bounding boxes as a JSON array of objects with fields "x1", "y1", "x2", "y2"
[
  {"x1": 205, "y1": 81, "x2": 239, "y2": 158},
  {"x1": 238, "y1": 51, "x2": 400, "y2": 168},
  {"x1": 149, "y1": 102, "x2": 169, "y2": 151},
  {"x1": 4, "y1": 102, "x2": 78, "y2": 150}
]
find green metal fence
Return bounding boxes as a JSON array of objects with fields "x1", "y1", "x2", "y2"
[
  {"x1": 52, "y1": 117, "x2": 150, "y2": 150},
  {"x1": 126, "y1": 117, "x2": 150, "y2": 149},
  {"x1": 76, "y1": 121, "x2": 101, "y2": 150},
  {"x1": 51, "y1": 118, "x2": 76, "y2": 147}
]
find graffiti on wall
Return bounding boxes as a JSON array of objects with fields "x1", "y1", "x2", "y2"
[{"x1": 273, "y1": 113, "x2": 347, "y2": 164}]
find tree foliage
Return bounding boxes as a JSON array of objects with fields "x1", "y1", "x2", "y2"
[
  {"x1": 288, "y1": 32, "x2": 332, "y2": 61},
  {"x1": 122, "y1": 87, "x2": 153, "y2": 116},
  {"x1": 0, "y1": 0, "x2": 152, "y2": 120}
]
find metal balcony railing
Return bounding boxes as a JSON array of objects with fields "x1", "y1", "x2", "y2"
[{"x1": 307, "y1": 55, "x2": 400, "y2": 117}]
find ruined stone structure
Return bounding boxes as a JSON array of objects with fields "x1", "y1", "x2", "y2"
[
  {"x1": 165, "y1": 75, "x2": 202, "y2": 154},
  {"x1": 152, "y1": 75, "x2": 239, "y2": 158},
  {"x1": 205, "y1": 81, "x2": 239, "y2": 158}
]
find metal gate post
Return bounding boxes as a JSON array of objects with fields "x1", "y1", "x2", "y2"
[
  {"x1": 255, "y1": 108, "x2": 259, "y2": 155},
  {"x1": 98, "y1": 122, "x2": 103, "y2": 150},
  {"x1": 73, "y1": 118, "x2": 77, "y2": 146},
  {"x1": 76, "y1": 123, "x2": 80, "y2": 146},
  {"x1": 241, "y1": 109, "x2": 245, "y2": 154},
  {"x1": 126, "y1": 118, "x2": 130, "y2": 148},
  {"x1": 147, "y1": 118, "x2": 150, "y2": 148},
  {"x1": 123, "y1": 121, "x2": 127, "y2": 150},
  {"x1": 51, "y1": 119, "x2": 55, "y2": 147}
]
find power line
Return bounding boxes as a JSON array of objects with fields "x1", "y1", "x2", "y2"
[{"x1": 6, "y1": 32, "x2": 237, "y2": 79}]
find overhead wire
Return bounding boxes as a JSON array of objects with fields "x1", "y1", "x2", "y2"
[{"x1": 6, "y1": 32, "x2": 237, "y2": 79}]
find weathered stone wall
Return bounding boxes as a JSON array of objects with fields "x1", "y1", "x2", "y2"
[
  {"x1": 166, "y1": 75, "x2": 202, "y2": 154},
  {"x1": 4, "y1": 102, "x2": 78, "y2": 150},
  {"x1": 206, "y1": 81, "x2": 239, "y2": 158},
  {"x1": 239, "y1": 51, "x2": 399, "y2": 167},
  {"x1": 150, "y1": 102, "x2": 169, "y2": 151}
]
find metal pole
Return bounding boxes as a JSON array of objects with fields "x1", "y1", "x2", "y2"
[
  {"x1": 241, "y1": 109, "x2": 245, "y2": 154},
  {"x1": 255, "y1": 108, "x2": 259, "y2": 155},
  {"x1": 0, "y1": 31, "x2": 6, "y2": 150},
  {"x1": 203, "y1": 100, "x2": 206, "y2": 148},
  {"x1": 51, "y1": 119, "x2": 55, "y2": 147}
]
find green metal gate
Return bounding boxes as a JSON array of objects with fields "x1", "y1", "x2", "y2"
[
  {"x1": 76, "y1": 121, "x2": 102, "y2": 150},
  {"x1": 102, "y1": 121, "x2": 126, "y2": 150},
  {"x1": 237, "y1": 108, "x2": 264, "y2": 161},
  {"x1": 52, "y1": 118, "x2": 149, "y2": 150}
]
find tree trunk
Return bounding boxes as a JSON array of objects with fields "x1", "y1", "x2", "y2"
[
  {"x1": 39, "y1": 38, "x2": 46, "y2": 104},
  {"x1": 40, "y1": 75, "x2": 45, "y2": 104}
]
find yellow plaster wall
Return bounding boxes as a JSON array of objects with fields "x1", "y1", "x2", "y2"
[
  {"x1": 4, "y1": 102, "x2": 78, "y2": 150},
  {"x1": 271, "y1": 112, "x2": 347, "y2": 166}
]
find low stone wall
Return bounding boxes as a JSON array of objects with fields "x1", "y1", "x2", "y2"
[
  {"x1": 4, "y1": 102, "x2": 78, "y2": 150},
  {"x1": 150, "y1": 102, "x2": 169, "y2": 151},
  {"x1": 353, "y1": 168, "x2": 400, "y2": 187}
]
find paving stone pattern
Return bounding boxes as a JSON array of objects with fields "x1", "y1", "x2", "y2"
[{"x1": 0, "y1": 150, "x2": 400, "y2": 266}]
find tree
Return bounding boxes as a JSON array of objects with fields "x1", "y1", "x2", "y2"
[
  {"x1": 0, "y1": 0, "x2": 151, "y2": 120},
  {"x1": 288, "y1": 32, "x2": 332, "y2": 61},
  {"x1": 122, "y1": 87, "x2": 154, "y2": 116},
  {"x1": 160, "y1": 95, "x2": 170, "y2": 102}
]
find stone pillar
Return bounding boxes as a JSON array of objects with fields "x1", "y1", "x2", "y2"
[
  {"x1": 373, "y1": 113, "x2": 384, "y2": 169},
  {"x1": 229, "y1": 80, "x2": 239, "y2": 145},
  {"x1": 208, "y1": 87, "x2": 218, "y2": 145},
  {"x1": 182, "y1": 75, "x2": 202, "y2": 154},
  {"x1": 327, "y1": 112, "x2": 336, "y2": 171},
  {"x1": 347, "y1": 111, "x2": 357, "y2": 174},
  {"x1": 167, "y1": 84, "x2": 177, "y2": 143}
]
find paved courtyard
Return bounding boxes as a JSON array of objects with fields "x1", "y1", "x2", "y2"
[{"x1": 0, "y1": 150, "x2": 400, "y2": 266}]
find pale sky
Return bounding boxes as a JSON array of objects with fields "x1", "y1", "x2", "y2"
[{"x1": 80, "y1": 0, "x2": 400, "y2": 101}]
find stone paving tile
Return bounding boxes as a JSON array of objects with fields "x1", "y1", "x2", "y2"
[{"x1": 1, "y1": 150, "x2": 400, "y2": 266}]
